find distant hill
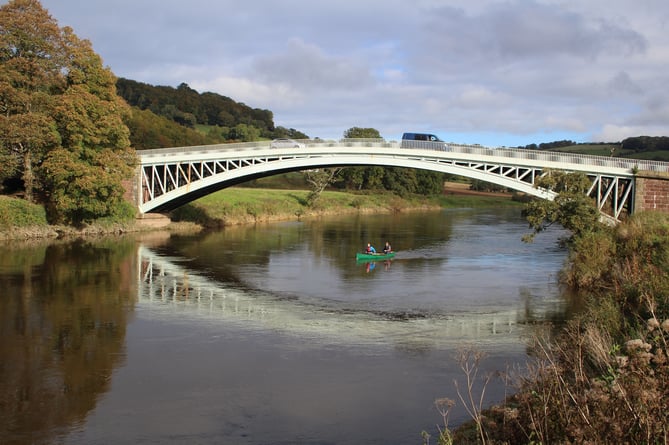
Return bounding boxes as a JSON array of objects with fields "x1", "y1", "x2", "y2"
[
  {"x1": 116, "y1": 78, "x2": 275, "y2": 130},
  {"x1": 521, "y1": 137, "x2": 669, "y2": 162},
  {"x1": 116, "y1": 78, "x2": 308, "y2": 149}
]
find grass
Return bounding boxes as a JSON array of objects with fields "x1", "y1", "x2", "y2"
[
  {"x1": 552, "y1": 144, "x2": 669, "y2": 161},
  {"x1": 170, "y1": 187, "x2": 521, "y2": 227},
  {"x1": 0, "y1": 196, "x2": 48, "y2": 229},
  {"x1": 1, "y1": 182, "x2": 519, "y2": 234},
  {"x1": 443, "y1": 211, "x2": 669, "y2": 444}
]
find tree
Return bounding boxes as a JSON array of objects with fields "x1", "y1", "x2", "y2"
[
  {"x1": 0, "y1": 0, "x2": 64, "y2": 201},
  {"x1": 304, "y1": 168, "x2": 342, "y2": 207},
  {"x1": 522, "y1": 170, "x2": 602, "y2": 242},
  {"x1": 227, "y1": 123, "x2": 260, "y2": 142},
  {"x1": 383, "y1": 167, "x2": 417, "y2": 197},
  {"x1": 0, "y1": 0, "x2": 137, "y2": 224},
  {"x1": 416, "y1": 170, "x2": 446, "y2": 195},
  {"x1": 343, "y1": 127, "x2": 381, "y2": 139},
  {"x1": 127, "y1": 107, "x2": 215, "y2": 150}
]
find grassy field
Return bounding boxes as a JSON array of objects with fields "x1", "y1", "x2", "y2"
[
  {"x1": 1, "y1": 181, "x2": 519, "y2": 235},
  {"x1": 552, "y1": 144, "x2": 669, "y2": 161},
  {"x1": 170, "y1": 186, "x2": 520, "y2": 227}
]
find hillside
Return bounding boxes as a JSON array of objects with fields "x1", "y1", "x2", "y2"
[
  {"x1": 116, "y1": 78, "x2": 308, "y2": 150},
  {"x1": 521, "y1": 137, "x2": 669, "y2": 161}
]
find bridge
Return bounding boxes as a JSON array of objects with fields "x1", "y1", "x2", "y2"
[{"x1": 134, "y1": 139, "x2": 669, "y2": 221}]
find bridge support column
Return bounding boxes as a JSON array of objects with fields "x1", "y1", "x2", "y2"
[
  {"x1": 136, "y1": 212, "x2": 171, "y2": 228},
  {"x1": 122, "y1": 171, "x2": 171, "y2": 227},
  {"x1": 634, "y1": 171, "x2": 669, "y2": 213}
]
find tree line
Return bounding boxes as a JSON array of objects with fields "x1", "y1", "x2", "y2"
[{"x1": 523, "y1": 137, "x2": 669, "y2": 153}]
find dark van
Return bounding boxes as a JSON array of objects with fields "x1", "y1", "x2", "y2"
[{"x1": 401, "y1": 132, "x2": 448, "y2": 149}]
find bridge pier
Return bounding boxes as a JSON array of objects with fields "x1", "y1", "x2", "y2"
[
  {"x1": 136, "y1": 212, "x2": 171, "y2": 228},
  {"x1": 123, "y1": 175, "x2": 171, "y2": 227},
  {"x1": 634, "y1": 171, "x2": 669, "y2": 213}
]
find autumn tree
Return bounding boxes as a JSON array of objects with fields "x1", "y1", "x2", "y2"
[
  {"x1": 0, "y1": 0, "x2": 63, "y2": 201},
  {"x1": 0, "y1": 0, "x2": 137, "y2": 224}
]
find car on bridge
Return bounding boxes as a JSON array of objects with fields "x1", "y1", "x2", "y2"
[
  {"x1": 270, "y1": 138, "x2": 306, "y2": 149},
  {"x1": 401, "y1": 132, "x2": 450, "y2": 150}
]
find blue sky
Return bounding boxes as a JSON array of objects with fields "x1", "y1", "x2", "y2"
[{"x1": 34, "y1": 0, "x2": 669, "y2": 147}]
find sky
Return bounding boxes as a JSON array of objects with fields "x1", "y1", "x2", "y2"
[{"x1": 31, "y1": 0, "x2": 669, "y2": 147}]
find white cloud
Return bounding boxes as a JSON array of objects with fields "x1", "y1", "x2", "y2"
[{"x1": 38, "y1": 0, "x2": 669, "y2": 144}]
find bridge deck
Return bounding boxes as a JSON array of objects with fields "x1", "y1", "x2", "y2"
[{"x1": 137, "y1": 139, "x2": 669, "y2": 220}]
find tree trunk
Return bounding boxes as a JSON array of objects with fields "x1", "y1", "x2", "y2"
[{"x1": 23, "y1": 150, "x2": 33, "y2": 202}]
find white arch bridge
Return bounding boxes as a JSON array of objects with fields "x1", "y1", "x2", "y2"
[{"x1": 136, "y1": 139, "x2": 669, "y2": 221}]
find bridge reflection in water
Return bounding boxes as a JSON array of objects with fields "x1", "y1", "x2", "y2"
[{"x1": 137, "y1": 246, "x2": 560, "y2": 350}]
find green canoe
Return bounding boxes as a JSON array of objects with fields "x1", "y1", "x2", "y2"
[{"x1": 356, "y1": 252, "x2": 396, "y2": 261}]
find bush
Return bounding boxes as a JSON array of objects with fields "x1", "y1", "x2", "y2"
[
  {"x1": 499, "y1": 315, "x2": 669, "y2": 444},
  {"x1": 449, "y1": 211, "x2": 669, "y2": 444},
  {"x1": 0, "y1": 196, "x2": 48, "y2": 228}
]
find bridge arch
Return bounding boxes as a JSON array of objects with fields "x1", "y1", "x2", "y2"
[{"x1": 137, "y1": 139, "x2": 669, "y2": 220}]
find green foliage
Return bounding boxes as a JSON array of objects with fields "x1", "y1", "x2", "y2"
[
  {"x1": 567, "y1": 212, "x2": 669, "y2": 320},
  {"x1": 524, "y1": 137, "x2": 669, "y2": 161},
  {"x1": 416, "y1": 170, "x2": 447, "y2": 195},
  {"x1": 0, "y1": 195, "x2": 47, "y2": 228},
  {"x1": 561, "y1": 228, "x2": 617, "y2": 288},
  {"x1": 0, "y1": 0, "x2": 64, "y2": 201},
  {"x1": 336, "y1": 165, "x2": 446, "y2": 196},
  {"x1": 126, "y1": 107, "x2": 215, "y2": 150},
  {"x1": 382, "y1": 167, "x2": 417, "y2": 197},
  {"x1": 522, "y1": 170, "x2": 602, "y2": 242},
  {"x1": 225, "y1": 123, "x2": 261, "y2": 142},
  {"x1": 621, "y1": 135, "x2": 669, "y2": 153},
  {"x1": 0, "y1": 0, "x2": 137, "y2": 226},
  {"x1": 41, "y1": 147, "x2": 136, "y2": 225},
  {"x1": 469, "y1": 179, "x2": 508, "y2": 193},
  {"x1": 473, "y1": 212, "x2": 669, "y2": 443},
  {"x1": 271, "y1": 126, "x2": 309, "y2": 140},
  {"x1": 523, "y1": 139, "x2": 576, "y2": 150},
  {"x1": 335, "y1": 128, "x2": 447, "y2": 196},
  {"x1": 116, "y1": 77, "x2": 278, "y2": 138},
  {"x1": 343, "y1": 127, "x2": 381, "y2": 138}
]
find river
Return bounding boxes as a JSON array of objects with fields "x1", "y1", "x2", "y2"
[{"x1": 0, "y1": 207, "x2": 571, "y2": 444}]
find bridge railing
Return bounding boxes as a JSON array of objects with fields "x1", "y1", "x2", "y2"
[
  {"x1": 441, "y1": 143, "x2": 667, "y2": 172},
  {"x1": 138, "y1": 139, "x2": 669, "y2": 173}
]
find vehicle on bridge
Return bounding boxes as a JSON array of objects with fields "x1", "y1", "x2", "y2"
[
  {"x1": 270, "y1": 138, "x2": 306, "y2": 149},
  {"x1": 401, "y1": 132, "x2": 450, "y2": 150}
]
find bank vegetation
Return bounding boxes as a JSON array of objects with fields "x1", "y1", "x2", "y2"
[{"x1": 429, "y1": 173, "x2": 669, "y2": 445}]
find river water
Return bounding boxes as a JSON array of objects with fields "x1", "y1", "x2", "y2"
[{"x1": 0, "y1": 207, "x2": 570, "y2": 445}]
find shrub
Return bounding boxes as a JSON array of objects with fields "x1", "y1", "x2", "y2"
[
  {"x1": 452, "y1": 211, "x2": 669, "y2": 444},
  {"x1": 0, "y1": 196, "x2": 48, "y2": 228}
]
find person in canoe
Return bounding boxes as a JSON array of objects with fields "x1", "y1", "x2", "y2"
[
  {"x1": 366, "y1": 243, "x2": 376, "y2": 254},
  {"x1": 383, "y1": 241, "x2": 392, "y2": 254}
]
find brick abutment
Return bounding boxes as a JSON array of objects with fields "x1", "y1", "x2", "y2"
[{"x1": 634, "y1": 171, "x2": 669, "y2": 213}]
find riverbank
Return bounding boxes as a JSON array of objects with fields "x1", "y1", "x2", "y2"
[
  {"x1": 445, "y1": 210, "x2": 669, "y2": 444},
  {"x1": 1, "y1": 186, "x2": 520, "y2": 240}
]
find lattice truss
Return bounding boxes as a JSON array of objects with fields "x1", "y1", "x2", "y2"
[
  {"x1": 140, "y1": 154, "x2": 634, "y2": 219},
  {"x1": 440, "y1": 160, "x2": 634, "y2": 219},
  {"x1": 141, "y1": 155, "x2": 282, "y2": 201}
]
